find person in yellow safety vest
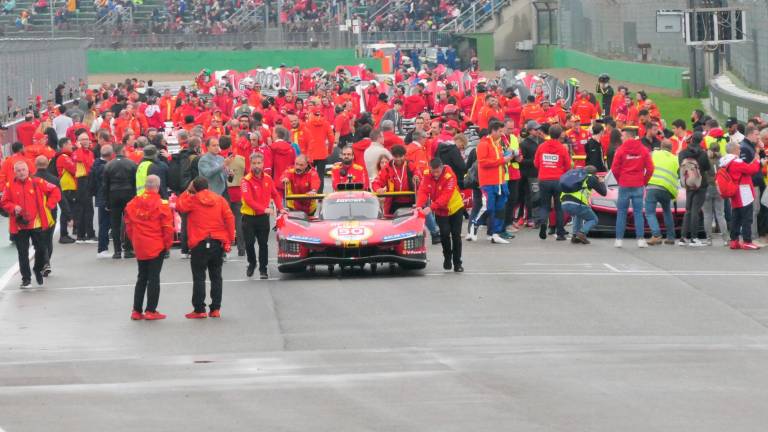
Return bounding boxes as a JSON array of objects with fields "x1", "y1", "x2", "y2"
[
  {"x1": 502, "y1": 119, "x2": 524, "y2": 232},
  {"x1": 644, "y1": 140, "x2": 680, "y2": 245},
  {"x1": 560, "y1": 165, "x2": 606, "y2": 244},
  {"x1": 135, "y1": 145, "x2": 169, "y2": 199}
]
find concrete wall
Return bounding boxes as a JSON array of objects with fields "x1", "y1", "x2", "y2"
[
  {"x1": 480, "y1": 0, "x2": 533, "y2": 69},
  {"x1": 558, "y1": 0, "x2": 689, "y2": 66},
  {"x1": 87, "y1": 49, "x2": 380, "y2": 74},
  {"x1": 534, "y1": 45, "x2": 687, "y2": 91},
  {"x1": 709, "y1": 74, "x2": 768, "y2": 122}
]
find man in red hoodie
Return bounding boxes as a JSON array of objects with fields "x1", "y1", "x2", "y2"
[
  {"x1": 271, "y1": 126, "x2": 297, "y2": 186},
  {"x1": 177, "y1": 176, "x2": 236, "y2": 318},
  {"x1": 533, "y1": 125, "x2": 572, "y2": 241},
  {"x1": 300, "y1": 110, "x2": 335, "y2": 193},
  {"x1": 611, "y1": 127, "x2": 654, "y2": 247},
  {"x1": 124, "y1": 175, "x2": 174, "y2": 321}
]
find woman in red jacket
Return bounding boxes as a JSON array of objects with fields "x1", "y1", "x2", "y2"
[{"x1": 722, "y1": 143, "x2": 761, "y2": 250}]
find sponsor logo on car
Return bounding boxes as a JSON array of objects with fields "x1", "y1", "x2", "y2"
[
  {"x1": 286, "y1": 235, "x2": 322, "y2": 244},
  {"x1": 382, "y1": 231, "x2": 418, "y2": 242}
]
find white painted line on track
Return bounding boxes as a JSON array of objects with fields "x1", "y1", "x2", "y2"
[
  {"x1": 5, "y1": 270, "x2": 768, "y2": 292},
  {"x1": 603, "y1": 263, "x2": 621, "y2": 273}
]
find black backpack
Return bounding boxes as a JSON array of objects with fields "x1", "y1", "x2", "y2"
[
  {"x1": 167, "y1": 151, "x2": 197, "y2": 194},
  {"x1": 463, "y1": 160, "x2": 479, "y2": 189}
]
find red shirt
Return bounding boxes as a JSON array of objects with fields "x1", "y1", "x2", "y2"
[
  {"x1": 382, "y1": 131, "x2": 404, "y2": 151},
  {"x1": 16, "y1": 120, "x2": 38, "y2": 147}
]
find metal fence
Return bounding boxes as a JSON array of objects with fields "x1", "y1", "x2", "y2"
[
  {"x1": 555, "y1": 0, "x2": 690, "y2": 66},
  {"x1": 726, "y1": 0, "x2": 768, "y2": 93},
  {"x1": 88, "y1": 30, "x2": 451, "y2": 50},
  {"x1": 0, "y1": 38, "x2": 90, "y2": 144}
]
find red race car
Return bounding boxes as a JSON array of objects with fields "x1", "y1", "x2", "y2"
[
  {"x1": 590, "y1": 171, "x2": 692, "y2": 235},
  {"x1": 275, "y1": 187, "x2": 428, "y2": 274}
]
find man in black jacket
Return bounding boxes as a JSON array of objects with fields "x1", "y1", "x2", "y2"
[
  {"x1": 519, "y1": 120, "x2": 544, "y2": 226},
  {"x1": 435, "y1": 121, "x2": 466, "y2": 187},
  {"x1": 33, "y1": 156, "x2": 63, "y2": 277},
  {"x1": 91, "y1": 145, "x2": 113, "y2": 257},
  {"x1": 584, "y1": 123, "x2": 607, "y2": 172},
  {"x1": 104, "y1": 145, "x2": 138, "y2": 258}
]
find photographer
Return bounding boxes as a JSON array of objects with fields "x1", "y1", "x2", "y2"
[{"x1": 0, "y1": 161, "x2": 61, "y2": 288}]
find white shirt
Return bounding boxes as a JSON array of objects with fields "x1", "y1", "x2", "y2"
[
  {"x1": 52, "y1": 114, "x2": 73, "y2": 139},
  {"x1": 730, "y1": 131, "x2": 745, "y2": 145}
]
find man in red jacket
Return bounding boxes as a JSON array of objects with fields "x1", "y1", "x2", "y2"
[
  {"x1": 416, "y1": 158, "x2": 465, "y2": 272},
  {"x1": 0, "y1": 161, "x2": 61, "y2": 288},
  {"x1": 177, "y1": 176, "x2": 236, "y2": 318},
  {"x1": 282, "y1": 155, "x2": 321, "y2": 215},
  {"x1": 241, "y1": 152, "x2": 284, "y2": 280},
  {"x1": 331, "y1": 146, "x2": 369, "y2": 190},
  {"x1": 74, "y1": 132, "x2": 96, "y2": 242},
  {"x1": 124, "y1": 175, "x2": 173, "y2": 321},
  {"x1": 611, "y1": 127, "x2": 654, "y2": 247},
  {"x1": 533, "y1": 125, "x2": 572, "y2": 240}
]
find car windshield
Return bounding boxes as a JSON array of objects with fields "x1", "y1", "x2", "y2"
[
  {"x1": 603, "y1": 171, "x2": 618, "y2": 187},
  {"x1": 321, "y1": 197, "x2": 381, "y2": 220}
]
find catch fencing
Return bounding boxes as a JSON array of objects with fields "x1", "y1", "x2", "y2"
[{"x1": 0, "y1": 38, "x2": 91, "y2": 149}]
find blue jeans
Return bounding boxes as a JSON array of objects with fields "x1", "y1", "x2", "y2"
[
  {"x1": 616, "y1": 187, "x2": 645, "y2": 239},
  {"x1": 97, "y1": 205, "x2": 111, "y2": 253},
  {"x1": 480, "y1": 183, "x2": 509, "y2": 235},
  {"x1": 425, "y1": 212, "x2": 439, "y2": 236},
  {"x1": 561, "y1": 201, "x2": 597, "y2": 235},
  {"x1": 644, "y1": 188, "x2": 675, "y2": 240}
]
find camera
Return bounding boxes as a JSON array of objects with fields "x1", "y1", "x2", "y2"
[{"x1": 15, "y1": 213, "x2": 29, "y2": 226}]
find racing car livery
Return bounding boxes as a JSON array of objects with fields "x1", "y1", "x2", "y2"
[{"x1": 275, "y1": 188, "x2": 427, "y2": 273}]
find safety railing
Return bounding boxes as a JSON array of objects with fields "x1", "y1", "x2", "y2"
[
  {"x1": 89, "y1": 30, "x2": 452, "y2": 49},
  {"x1": 439, "y1": 0, "x2": 510, "y2": 32}
]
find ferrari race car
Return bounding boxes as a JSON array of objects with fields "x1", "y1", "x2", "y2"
[
  {"x1": 275, "y1": 186, "x2": 428, "y2": 274},
  {"x1": 590, "y1": 171, "x2": 696, "y2": 235}
]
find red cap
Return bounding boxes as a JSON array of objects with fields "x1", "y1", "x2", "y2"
[{"x1": 445, "y1": 120, "x2": 460, "y2": 129}]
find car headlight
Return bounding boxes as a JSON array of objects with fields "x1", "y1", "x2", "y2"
[{"x1": 591, "y1": 198, "x2": 616, "y2": 209}]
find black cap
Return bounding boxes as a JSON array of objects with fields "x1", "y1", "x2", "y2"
[{"x1": 725, "y1": 117, "x2": 739, "y2": 128}]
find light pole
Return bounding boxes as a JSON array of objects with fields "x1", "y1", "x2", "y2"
[{"x1": 50, "y1": 0, "x2": 55, "y2": 38}]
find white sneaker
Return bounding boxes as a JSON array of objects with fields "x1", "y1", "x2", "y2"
[
  {"x1": 465, "y1": 224, "x2": 477, "y2": 241},
  {"x1": 181, "y1": 253, "x2": 191, "y2": 259},
  {"x1": 490, "y1": 233, "x2": 510, "y2": 244},
  {"x1": 614, "y1": 239, "x2": 623, "y2": 248},
  {"x1": 676, "y1": 239, "x2": 689, "y2": 247},
  {"x1": 637, "y1": 239, "x2": 648, "y2": 248},
  {"x1": 689, "y1": 239, "x2": 707, "y2": 247},
  {"x1": 97, "y1": 251, "x2": 112, "y2": 258}
]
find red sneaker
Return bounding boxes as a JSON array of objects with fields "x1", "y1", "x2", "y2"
[
  {"x1": 741, "y1": 242, "x2": 760, "y2": 250},
  {"x1": 729, "y1": 240, "x2": 742, "y2": 250},
  {"x1": 209, "y1": 309, "x2": 221, "y2": 318},
  {"x1": 144, "y1": 311, "x2": 167, "y2": 320},
  {"x1": 130, "y1": 310, "x2": 144, "y2": 320},
  {"x1": 185, "y1": 311, "x2": 208, "y2": 319}
]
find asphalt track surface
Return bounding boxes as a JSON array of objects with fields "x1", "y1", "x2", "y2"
[{"x1": 1, "y1": 225, "x2": 768, "y2": 431}]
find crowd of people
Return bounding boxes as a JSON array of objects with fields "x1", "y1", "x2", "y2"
[
  {"x1": 5, "y1": 0, "x2": 476, "y2": 35},
  {"x1": 3, "y1": 64, "x2": 768, "y2": 320}
]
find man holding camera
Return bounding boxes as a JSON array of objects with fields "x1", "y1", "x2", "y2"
[
  {"x1": 1, "y1": 161, "x2": 61, "y2": 287},
  {"x1": 176, "y1": 176, "x2": 235, "y2": 318}
]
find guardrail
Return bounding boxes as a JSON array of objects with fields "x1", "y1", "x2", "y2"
[{"x1": 89, "y1": 30, "x2": 451, "y2": 50}]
